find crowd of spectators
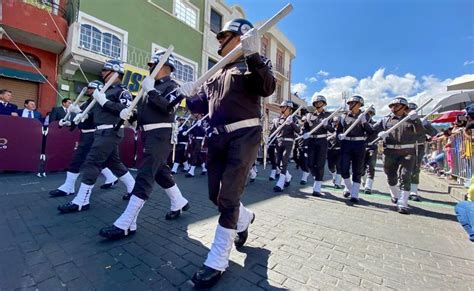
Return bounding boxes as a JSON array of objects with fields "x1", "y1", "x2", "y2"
[{"x1": 0, "y1": 88, "x2": 71, "y2": 125}]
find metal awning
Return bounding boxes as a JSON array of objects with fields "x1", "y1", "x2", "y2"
[
  {"x1": 0, "y1": 67, "x2": 46, "y2": 83},
  {"x1": 447, "y1": 74, "x2": 474, "y2": 91}
]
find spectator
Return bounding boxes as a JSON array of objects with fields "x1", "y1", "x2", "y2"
[
  {"x1": 18, "y1": 99, "x2": 43, "y2": 122},
  {"x1": 0, "y1": 89, "x2": 19, "y2": 116},
  {"x1": 443, "y1": 128, "x2": 453, "y2": 175},
  {"x1": 48, "y1": 98, "x2": 72, "y2": 122}
]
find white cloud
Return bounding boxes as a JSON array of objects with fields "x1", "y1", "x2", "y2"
[
  {"x1": 305, "y1": 76, "x2": 318, "y2": 83},
  {"x1": 317, "y1": 70, "x2": 329, "y2": 77},
  {"x1": 311, "y1": 68, "x2": 453, "y2": 116},
  {"x1": 291, "y1": 82, "x2": 307, "y2": 96},
  {"x1": 464, "y1": 60, "x2": 474, "y2": 66}
]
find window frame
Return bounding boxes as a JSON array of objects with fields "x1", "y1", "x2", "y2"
[
  {"x1": 173, "y1": 0, "x2": 200, "y2": 30},
  {"x1": 77, "y1": 12, "x2": 128, "y2": 62},
  {"x1": 151, "y1": 43, "x2": 198, "y2": 83},
  {"x1": 210, "y1": 8, "x2": 222, "y2": 34}
]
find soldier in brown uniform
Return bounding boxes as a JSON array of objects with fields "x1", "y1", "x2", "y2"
[
  {"x1": 373, "y1": 97, "x2": 424, "y2": 214},
  {"x1": 180, "y1": 18, "x2": 275, "y2": 288}
]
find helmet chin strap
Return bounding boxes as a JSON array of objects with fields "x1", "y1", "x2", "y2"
[
  {"x1": 393, "y1": 105, "x2": 405, "y2": 115},
  {"x1": 218, "y1": 35, "x2": 236, "y2": 56},
  {"x1": 102, "y1": 70, "x2": 112, "y2": 83}
]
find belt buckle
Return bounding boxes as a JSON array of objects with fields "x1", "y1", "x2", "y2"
[{"x1": 212, "y1": 127, "x2": 219, "y2": 135}]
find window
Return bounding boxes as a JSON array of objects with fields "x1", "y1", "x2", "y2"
[
  {"x1": 208, "y1": 58, "x2": 217, "y2": 70},
  {"x1": 276, "y1": 48, "x2": 284, "y2": 73},
  {"x1": 261, "y1": 36, "x2": 269, "y2": 57},
  {"x1": 276, "y1": 81, "x2": 282, "y2": 104},
  {"x1": 210, "y1": 8, "x2": 222, "y2": 34},
  {"x1": 152, "y1": 44, "x2": 197, "y2": 83},
  {"x1": 79, "y1": 23, "x2": 122, "y2": 59},
  {"x1": 175, "y1": 0, "x2": 198, "y2": 29}
]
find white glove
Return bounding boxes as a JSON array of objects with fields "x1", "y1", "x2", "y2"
[
  {"x1": 68, "y1": 104, "x2": 81, "y2": 114},
  {"x1": 377, "y1": 131, "x2": 389, "y2": 139},
  {"x1": 59, "y1": 119, "x2": 71, "y2": 127},
  {"x1": 73, "y1": 113, "x2": 88, "y2": 124},
  {"x1": 141, "y1": 76, "x2": 155, "y2": 94},
  {"x1": 285, "y1": 118, "x2": 293, "y2": 125},
  {"x1": 408, "y1": 110, "x2": 418, "y2": 120},
  {"x1": 322, "y1": 118, "x2": 329, "y2": 127},
  {"x1": 178, "y1": 82, "x2": 197, "y2": 97},
  {"x1": 120, "y1": 108, "x2": 132, "y2": 120},
  {"x1": 196, "y1": 120, "x2": 202, "y2": 127},
  {"x1": 241, "y1": 28, "x2": 260, "y2": 57},
  {"x1": 338, "y1": 133, "x2": 346, "y2": 140},
  {"x1": 303, "y1": 133, "x2": 310, "y2": 140},
  {"x1": 422, "y1": 119, "x2": 429, "y2": 126},
  {"x1": 92, "y1": 89, "x2": 108, "y2": 106},
  {"x1": 182, "y1": 131, "x2": 188, "y2": 137}
]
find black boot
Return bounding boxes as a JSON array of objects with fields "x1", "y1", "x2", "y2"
[
  {"x1": 312, "y1": 191, "x2": 321, "y2": 197},
  {"x1": 364, "y1": 189, "x2": 372, "y2": 194},
  {"x1": 349, "y1": 197, "x2": 359, "y2": 203},
  {"x1": 343, "y1": 191, "x2": 350, "y2": 198},
  {"x1": 57, "y1": 201, "x2": 89, "y2": 213},
  {"x1": 269, "y1": 177, "x2": 275, "y2": 181},
  {"x1": 397, "y1": 207, "x2": 409, "y2": 215},
  {"x1": 185, "y1": 173, "x2": 194, "y2": 178},
  {"x1": 409, "y1": 194, "x2": 421, "y2": 202},
  {"x1": 235, "y1": 213, "x2": 255, "y2": 248},
  {"x1": 284, "y1": 181, "x2": 291, "y2": 187},
  {"x1": 99, "y1": 225, "x2": 136, "y2": 240},
  {"x1": 192, "y1": 265, "x2": 223, "y2": 289},
  {"x1": 391, "y1": 197, "x2": 398, "y2": 204},
  {"x1": 273, "y1": 186, "x2": 283, "y2": 192},
  {"x1": 300, "y1": 180, "x2": 307, "y2": 185},
  {"x1": 100, "y1": 179, "x2": 118, "y2": 189},
  {"x1": 165, "y1": 203, "x2": 190, "y2": 220},
  {"x1": 122, "y1": 193, "x2": 132, "y2": 200},
  {"x1": 49, "y1": 189, "x2": 72, "y2": 197}
]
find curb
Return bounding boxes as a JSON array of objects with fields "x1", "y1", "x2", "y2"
[{"x1": 420, "y1": 170, "x2": 466, "y2": 201}]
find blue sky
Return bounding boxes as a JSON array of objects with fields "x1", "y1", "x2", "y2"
[{"x1": 226, "y1": 0, "x2": 474, "y2": 114}]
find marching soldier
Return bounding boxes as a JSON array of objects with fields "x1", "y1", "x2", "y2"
[
  {"x1": 99, "y1": 51, "x2": 190, "y2": 240},
  {"x1": 273, "y1": 100, "x2": 301, "y2": 192},
  {"x1": 267, "y1": 119, "x2": 279, "y2": 181},
  {"x1": 57, "y1": 60, "x2": 136, "y2": 213},
  {"x1": 327, "y1": 116, "x2": 343, "y2": 188},
  {"x1": 180, "y1": 18, "x2": 275, "y2": 288},
  {"x1": 49, "y1": 81, "x2": 118, "y2": 197},
  {"x1": 297, "y1": 114, "x2": 311, "y2": 185},
  {"x1": 408, "y1": 102, "x2": 437, "y2": 201},
  {"x1": 185, "y1": 113, "x2": 207, "y2": 177},
  {"x1": 337, "y1": 95, "x2": 373, "y2": 203},
  {"x1": 171, "y1": 116, "x2": 190, "y2": 174},
  {"x1": 363, "y1": 107, "x2": 378, "y2": 194},
  {"x1": 302, "y1": 95, "x2": 334, "y2": 196},
  {"x1": 373, "y1": 97, "x2": 424, "y2": 214}
]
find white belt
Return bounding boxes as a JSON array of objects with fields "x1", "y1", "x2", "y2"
[
  {"x1": 332, "y1": 147, "x2": 341, "y2": 150},
  {"x1": 179, "y1": 142, "x2": 188, "y2": 145},
  {"x1": 225, "y1": 118, "x2": 259, "y2": 132},
  {"x1": 81, "y1": 129, "x2": 95, "y2": 133},
  {"x1": 194, "y1": 137, "x2": 204, "y2": 140},
  {"x1": 344, "y1": 136, "x2": 366, "y2": 141},
  {"x1": 142, "y1": 123, "x2": 172, "y2": 132},
  {"x1": 96, "y1": 124, "x2": 124, "y2": 130},
  {"x1": 282, "y1": 138, "x2": 294, "y2": 142},
  {"x1": 385, "y1": 144, "x2": 415, "y2": 149},
  {"x1": 311, "y1": 134, "x2": 327, "y2": 139},
  {"x1": 212, "y1": 118, "x2": 260, "y2": 135}
]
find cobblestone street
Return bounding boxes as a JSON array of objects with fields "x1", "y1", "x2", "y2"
[{"x1": 1, "y1": 163, "x2": 473, "y2": 290}]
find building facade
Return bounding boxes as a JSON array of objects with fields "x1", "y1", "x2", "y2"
[
  {"x1": 59, "y1": 0, "x2": 205, "y2": 100},
  {"x1": 0, "y1": 0, "x2": 71, "y2": 115}
]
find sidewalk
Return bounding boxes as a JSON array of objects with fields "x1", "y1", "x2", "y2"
[{"x1": 1, "y1": 163, "x2": 473, "y2": 290}]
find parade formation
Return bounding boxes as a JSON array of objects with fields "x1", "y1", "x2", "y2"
[{"x1": 2, "y1": 2, "x2": 471, "y2": 289}]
